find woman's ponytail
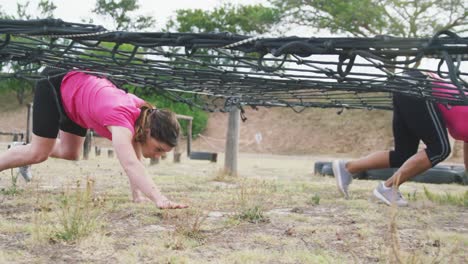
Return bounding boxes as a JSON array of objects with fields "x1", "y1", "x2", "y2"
[
  {"x1": 134, "y1": 102, "x2": 155, "y2": 142},
  {"x1": 134, "y1": 102, "x2": 181, "y2": 147}
]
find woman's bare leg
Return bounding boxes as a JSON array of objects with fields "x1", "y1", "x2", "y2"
[
  {"x1": 49, "y1": 130, "x2": 85, "y2": 160},
  {"x1": 0, "y1": 134, "x2": 56, "y2": 171},
  {"x1": 347, "y1": 150, "x2": 431, "y2": 187},
  {"x1": 346, "y1": 150, "x2": 391, "y2": 174},
  {"x1": 385, "y1": 150, "x2": 431, "y2": 187}
]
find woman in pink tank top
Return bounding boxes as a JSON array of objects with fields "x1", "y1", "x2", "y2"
[{"x1": 0, "y1": 68, "x2": 187, "y2": 210}]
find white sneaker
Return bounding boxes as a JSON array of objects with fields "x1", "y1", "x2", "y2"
[
  {"x1": 18, "y1": 165, "x2": 32, "y2": 182},
  {"x1": 332, "y1": 160, "x2": 353, "y2": 198},
  {"x1": 373, "y1": 182, "x2": 408, "y2": 207}
]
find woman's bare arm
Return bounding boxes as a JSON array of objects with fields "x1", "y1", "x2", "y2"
[{"x1": 109, "y1": 126, "x2": 187, "y2": 209}]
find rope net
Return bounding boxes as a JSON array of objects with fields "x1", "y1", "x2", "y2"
[{"x1": 0, "y1": 19, "x2": 467, "y2": 112}]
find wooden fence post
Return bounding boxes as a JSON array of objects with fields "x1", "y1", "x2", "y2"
[
  {"x1": 224, "y1": 108, "x2": 240, "y2": 176},
  {"x1": 187, "y1": 119, "x2": 192, "y2": 156},
  {"x1": 83, "y1": 130, "x2": 92, "y2": 160},
  {"x1": 150, "y1": 157, "x2": 159, "y2": 165},
  {"x1": 26, "y1": 103, "x2": 33, "y2": 144},
  {"x1": 95, "y1": 146, "x2": 101, "y2": 156},
  {"x1": 173, "y1": 136, "x2": 181, "y2": 163}
]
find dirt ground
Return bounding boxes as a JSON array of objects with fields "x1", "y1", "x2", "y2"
[{"x1": 0, "y1": 151, "x2": 466, "y2": 263}]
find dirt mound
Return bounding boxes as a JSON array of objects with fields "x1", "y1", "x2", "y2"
[{"x1": 193, "y1": 107, "x2": 394, "y2": 155}]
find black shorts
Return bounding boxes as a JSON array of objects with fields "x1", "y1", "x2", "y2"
[
  {"x1": 389, "y1": 71, "x2": 450, "y2": 167},
  {"x1": 33, "y1": 68, "x2": 87, "y2": 138}
]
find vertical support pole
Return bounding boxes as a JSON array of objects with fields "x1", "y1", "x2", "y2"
[
  {"x1": 187, "y1": 119, "x2": 192, "y2": 156},
  {"x1": 26, "y1": 103, "x2": 33, "y2": 144},
  {"x1": 173, "y1": 135, "x2": 181, "y2": 163},
  {"x1": 95, "y1": 146, "x2": 101, "y2": 156},
  {"x1": 224, "y1": 108, "x2": 240, "y2": 176},
  {"x1": 83, "y1": 130, "x2": 92, "y2": 160},
  {"x1": 150, "y1": 157, "x2": 159, "y2": 165}
]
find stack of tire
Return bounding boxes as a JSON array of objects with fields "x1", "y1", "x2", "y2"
[{"x1": 314, "y1": 161, "x2": 468, "y2": 185}]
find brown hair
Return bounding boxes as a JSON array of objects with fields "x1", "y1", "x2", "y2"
[{"x1": 134, "y1": 102, "x2": 181, "y2": 147}]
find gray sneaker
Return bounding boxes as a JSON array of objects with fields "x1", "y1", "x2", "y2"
[
  {"x1": 18, "y1": 165, "x2": 32, "y2": 182},
  {"x1": 8, "y1": 142, "x2": 33, "y2": 182},
  {"x1": 373, "y1": 182, "x2": 408, "y2": 207},
  {"x1": 332, "y1": 160, "x2": 353, "y2": 198}
]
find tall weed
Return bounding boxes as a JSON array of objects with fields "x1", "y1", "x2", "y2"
[{"x1": 52, "y1": 178, "x2": 105, "y2": 242}]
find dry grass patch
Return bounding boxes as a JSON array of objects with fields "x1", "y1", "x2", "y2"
[
  {"x1": 28, "y1": 178, "x2": 106, "y2": 245},
  {"x1": 0, "y1": 153, "x2": 467, "y2": 263}
]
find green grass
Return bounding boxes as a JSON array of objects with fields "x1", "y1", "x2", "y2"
[
  {"x1": 0, "y1": 172, "x2": 22, "y2": 196},
  {"x1": 236, "y1": 205, "x2": 268, "y2": 224},
  {"x1": 307, "y1": 193, "x2": 321, "y2": 205},
  {"x1": 423, "y1": 186, "x2": 468, "y2": 207},
  {"x1": 46, "y1": 178, "x2": 106, "y2": 242}
]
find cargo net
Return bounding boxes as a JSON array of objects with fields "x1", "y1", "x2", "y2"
[{"x1": 0, "y1": 19, "x2": 467, "y2": 112}]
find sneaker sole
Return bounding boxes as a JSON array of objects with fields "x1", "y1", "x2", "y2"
[
  {"x1": 372, "y1": 188, "x2": 408, "y2": 207},
  {"x1": 19, "y1": 167, "x2": 32, "y2": 182},
  {"x1": 373, "y1": 188, "x2": 391, "y2": 206},
  {"x1": 21, "y1": 174, "x2": 32, "y2": 182},
  {"x1": 332, "y1": 161, "x2": 348, "y2": 198}
]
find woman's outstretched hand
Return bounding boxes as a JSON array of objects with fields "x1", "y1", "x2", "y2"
[{"x1": 156, "y1": 199, "x2": 189, "y2": 209}]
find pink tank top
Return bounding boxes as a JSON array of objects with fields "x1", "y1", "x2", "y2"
[
  {"x1": 431, "y1": 73, "x2": 468, "y2": 142},
  {"x1": 60, "y1": 71, "x2": 145, "y2": 140}
]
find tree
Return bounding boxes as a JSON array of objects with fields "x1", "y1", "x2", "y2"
[
  {"x1": 3, "y1": 0, "x2": 57, "y2": 19},
  {"x1": 166, "y1": 3, "x2": 280, "y2": 35},
  {"x1": 37, "y1": 0, "x2": 57, "y2": 18},
  {"x1": 92, "y1": 0, "x2": 155, "y2": 30},
  {"x1": 269, "y1": 0, "x2": 467, "y2": 37},
  {"x1": 0, "y1": 0, "x2": 57, "y2": 104}
]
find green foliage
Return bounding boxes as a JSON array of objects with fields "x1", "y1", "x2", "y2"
[
  {"x1": 307, "y1": 193, "x2": 321, "y2": 205},
  {"x1": 0, "y1": 172, "x2": 22, "y2": 196},
  {"x1": 236, "y1": 205, "x2": 269, "y2": 224},
  {"x1": 406, "y1": 190, "x2": 418, "y2": 202},
  {"x1": 0, "y1": 78, "x2": 34, "y2": 105},
  {"x1": 79, "y1": 41, "x2": 140, "y2": 65},
  {"x1": 142, "y1": 93, "x2": 208, "y2": 137},
  {"x1": 37, "y1": 0, "x2": 57, "y2": 18},
  {"x1": 167, "y1": 3, "x2": 280, "y2": 34},
  {"x1": 0, "y1": 0, "x2": 56, "y2": 19},
  {"x1": 0, "y1": 1, "x2": 55, "y2": 104},
  {"x1": 270, "y1": 0, "x2": 467, "y2": 37},
  {"x1": 423, "y1": 187, "x2": 468, "y2": 207},
  {"x1": 93, "y1": 0, "x2": 155, "y2": 30}
]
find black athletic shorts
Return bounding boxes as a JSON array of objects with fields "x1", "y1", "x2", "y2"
[
  {"x1": 33, "y1": 68, "x2": 87, "y2": 138},
  {"x1": 389, "y1": 71, "x2": 450, "y2": 167}
]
